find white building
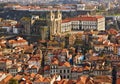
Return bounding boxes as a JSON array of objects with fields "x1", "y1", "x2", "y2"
[
  {"x1": 61, "y1": 15, "x2": 105, "y2": 32},
  {"x1": 61, "y1": 20, "x2": 71, "y2": 33},
  {"x1": 76, "y1": 4, "x2": 86, "y2": 10}
]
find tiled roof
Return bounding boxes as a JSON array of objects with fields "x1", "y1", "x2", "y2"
[
  {"x1": 13, "y1": 75, "x2": 22, "y2": 80},
  {"x1": 62, "y1": 19, "x2": 71, "y2": 23},
  {"x1": 31, "y1": 65, "x2": 38, "y2": 69},
  {"x1": 62, "y1": 15, "x2": 104, "y2": 23},
  {"x1": 59, "y1": 62, "x2": 71, "y2": 67},
  {"x1": 43, "y1": 77, "x2": 51, "y2": 82},
  {"x1": 3, "y1": 74, "x2": 13, "y2": 83},
  {"x1": 34, "y1": 76, "x2": 50, "y2": 83},
  {"x1": 76, "y1": 76, "x2": 94, "y2": 84},
  {"x1": 8, "y1": 39, "x2": 27, "y2": 44},
  {"x1": 117, "y1": 78, "x2": 120, "y2": 84},
  {"x1": 63, "y1": 62, "x2": 71, "y2": 67},
  {"x1": 44, "y1": 66, "x2": 50, "y2": 71},
  {"x1": 94, "y1": 76, "x2": 112, "y2": 83},
  {"x1": 30, "y1": 73, "x2": 36, "y2": 78},
  {"x1": 108, "y1": 28, "x2": 118, "y2": 35},
  {"x1": 26, "y1": 79, "x2": 32, "y2": 84},
  {"x1": 52, "y1": 58, "x2": 59, "y2": 65}
]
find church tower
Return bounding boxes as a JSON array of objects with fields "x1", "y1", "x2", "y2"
[
  {"x1": 47, "y1": 10, "x2": 62, "y2": 40},
  {"x1": 54, "y1": 10, "x2": 62, "y2": 34}
]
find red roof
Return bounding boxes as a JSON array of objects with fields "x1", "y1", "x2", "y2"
[
  {"x1": 62, "y1": 15, "x2": 104, "y2": 23},
  {"x1": 62, "y1": 18, "x2": 71, "y2": 23},
  {"x1": 108, "y1": 28, "x2": 118, "y2": 35},
  {"x1": 117, "y1": 78, "x2": 120, "y2": 84}
]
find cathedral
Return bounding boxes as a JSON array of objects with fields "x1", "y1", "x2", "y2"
[
  {"x1": 31, "y1": 10, "x2": 62, "y2": 40},
  {"x1": 47, "y1": 10, "x2": 62, "y2": 40}
]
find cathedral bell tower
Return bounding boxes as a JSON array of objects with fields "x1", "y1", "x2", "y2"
[{"x1": 47, "y1": 10, "x2": 62, "y2": 40}]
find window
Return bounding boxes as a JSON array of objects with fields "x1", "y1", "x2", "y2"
[
  {"x1": 60, "y1": 70, "x2": 62, "y2": 73},
  {"x1": 67, "y1": 75, "x2": 69, "y2": 79},
  {"x1": 64, "y1": 75, "x2": 66, "y2": 79},
  {"x1": 67, "y1": 70, "x2": 69, "y2": 73},
  {"x1": 64, "y1": 70, "x2": 66, "y2": 73},
  {"x1": 51, "y1": 66, "x2": 53, "y2": 69}
]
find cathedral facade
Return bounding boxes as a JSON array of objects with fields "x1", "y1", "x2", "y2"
[
  {"x1": 47, "y1": 10, "x2": 62, "y2": 40},
  {"x1": 31, "y1": 10, "x2": 62, "y2": 40}
]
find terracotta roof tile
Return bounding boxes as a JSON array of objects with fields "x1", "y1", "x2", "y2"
[
  {"x1": 30, "y1": 73, "x2": 36, "y2": 78},
  {"x1": 94, "y1": 76, "x2": 112, "y2": 83},
  {"x1": 43, "y1": 77, "x2": 50, "y2": 82},
  {"x1": 77, "y1": 67, "x2": 83, "y2": 72},
  {"x1": 117, "y1": 78, "x2": 120, "y2": 84},
  {"x1": 59, "y1": 61, "x2": 71, "y2": 67},
  {"x1": 62, "y1": 19, "x2": 71, "y2": 23},
  {"x1": 108, "y1": 28, "x2": 118, "y2": 35},
  {"x1": 13, "y1": 75, "x2": 22, "y2": 80},
  {"x1": 44, "y1": 66, "x2": 50, "y2": 71},
  {"x1": 31, "y1": 65, "x2": 38, "y2": 69},
  {"x1": 3, "y1": 74, "x2": 13, "y2": 83},
  {"x1": 63, "y1": 62, "x2": 71, "y2": 67}
]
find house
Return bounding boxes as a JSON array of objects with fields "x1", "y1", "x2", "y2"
[
  {"x1": 44, "y1": 65, "x2": 50, "y2": 77},
  {"x1": 13, "y1": 75, "x2": 22, "y2": 81},
  {"x1": 50, "y1": 61, "x2": 71, "y2": 79},
  {"x1": 74, "y1": 53, "x2": 85, "y2": 64},
  {"x1": 0, "y1": 59, "x2": 12, "y2": 71},
  {"x1": 8, "y1": 65, "x2": 22, "y2": 76},
  {"x1": 28, "y1": 65, "x2": 39, "y2": 74},
  {"x1": 94, "y1": 44, "x2": 104, "y2": 52},
  {"x1": 91, "y1": 69, "x2": 112, "y2": 76},
  {"x1": 0, "y1": 74, "x2": 13, "y2": 84},
  {"x1": 7, "y1": 37, "x2": 28, "y2": 48},
  {"x1": 33, "y1": 75, "x2": 51, "y2": 84},
  {"x1": 54, "y1": 79, "x2": 76, "y2": 84},
  {"x1": 71, "y1": 64, "x2": 91, "y2": 80},
  {"x1": 116, "y1": 45, "x2": 120, "y2": 56},
  {"x1": 93, "y1": 76, "x2": 112, "y2": 84},
  {"x1": 61, "y1": 19, "x2": 71, "y2": 33},
  {"x1": 0, "y1": 72, "x2": 8, "y2": 82},
  {"x1": 76, "y1": 76, "x2": 94, "y2": 84},
  {"x1": 28, "y1": 55, "x2": 41, "y2": 68},
  {"x1": 47, "y1": 40, "x2": 61, "y2": 48},
  {"x1": 13, "y1": 27, "x2": 19, "y2": 34}
]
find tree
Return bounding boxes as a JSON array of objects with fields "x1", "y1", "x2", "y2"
[{"x1": 9, "y1": 79, "x2": 18, "y2": 84}]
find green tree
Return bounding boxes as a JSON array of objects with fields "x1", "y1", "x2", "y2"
[{"x1": 9, "y1": 79, "x2": 18, "y2": 84}]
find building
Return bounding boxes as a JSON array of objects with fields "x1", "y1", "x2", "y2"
[
  {"x1": 76, "y1": 4, "x2": 86, "y2": 11},
  {"x1": 62, "y1": 15, "x2": 105, "y2": 31},
  {"x1": 50, "y1": 62, "x2": 71, "y2": 79},
  {"x1": 20, "y1": 17, "x2": 31, "y2": 35},
  {"x1": 0, "y1": 59, "x2": 12, "y2": 71},
  {"x1": 47, "y1": 10, "x2": 62, "y2": 40},
  {"x1": 8, "y1": 65, "x2": 22, "y2": 76},
  {"x1": 7, "y1": 37, "x2": 28, "y2": 48},
  {"x1": 31, "y1": 10, "x2": 62, "y2": 40}
]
